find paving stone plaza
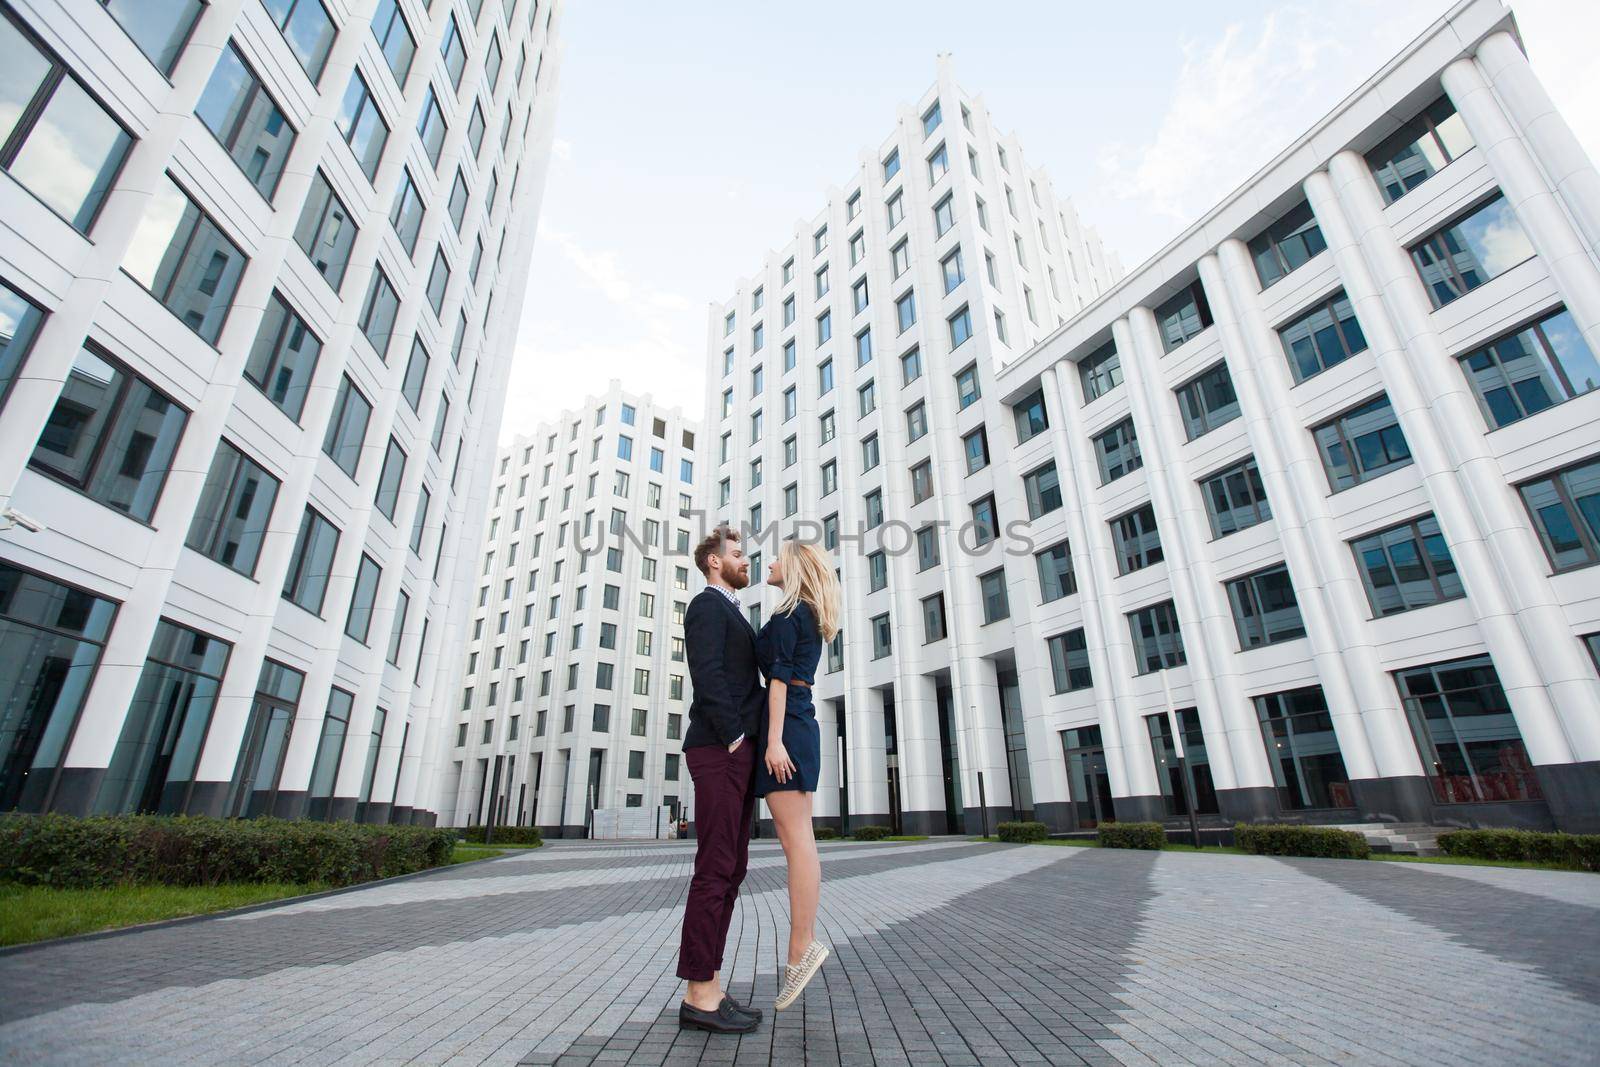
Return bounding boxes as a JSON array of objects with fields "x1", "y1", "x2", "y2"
[{"x1": 1, "y1": 839, "x2": 1597, "y2": 1065}]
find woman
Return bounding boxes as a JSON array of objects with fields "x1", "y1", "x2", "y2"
[{"x1": 755, "y1": 539, "x2": 841, "y2": 1010}]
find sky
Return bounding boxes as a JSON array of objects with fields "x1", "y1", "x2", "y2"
[{"x1": 499, "y1": 0, "x2": 1600, "y2": 440}]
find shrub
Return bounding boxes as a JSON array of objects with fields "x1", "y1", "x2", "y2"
[
  {"x1": 0, "y1": 815, "x2": 457, "y2": 890},
  {"x1": 851, "y1": 825, "x2": 891, "y2": 841},
  {"x1": 457, "y1": 825, "x2": 543, "y2": 846},
  {"x1": 996, "y1": 821, "x2": 1049, "y2": 843},
  {"x1": 1234, "y1": 823, "x2": 1370, "y2": 859},
  {"x1": 813, "y1": 826, "x2": 839, "y2": 840},
  {"x1": 1097, "y1": 822, "x2": 1167, "y2": 850},
  {"x1": 1438, "y1": 829, "x2": 1599, "y2": 871}
]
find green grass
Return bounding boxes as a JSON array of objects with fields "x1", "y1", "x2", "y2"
[
  {"x1": 449, "y1": 844, "x2": 508, "y2": 864},
  {"x1": 0, "y1": 882, "x2": 328, "y2": 948},
  {"x1": 884, "y1": 834, "x2": 930, "y2": 841}
]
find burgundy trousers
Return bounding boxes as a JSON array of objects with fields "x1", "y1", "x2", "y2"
[{"x1": 676, "y1": 740, "x2": 758, "y2": 981}]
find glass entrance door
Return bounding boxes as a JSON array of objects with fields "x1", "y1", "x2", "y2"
[{"x1": 1061, "y1": 725, "x2": 1114, "y2": 827}]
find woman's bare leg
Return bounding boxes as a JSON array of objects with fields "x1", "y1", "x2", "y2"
[{"x1": 765, "y1": 790, "x2": 819, "y2": 964}]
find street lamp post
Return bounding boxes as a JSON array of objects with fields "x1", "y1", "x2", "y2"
[{"x1": 1169, "y1": 709, "x2": 1202, "y2": 849}]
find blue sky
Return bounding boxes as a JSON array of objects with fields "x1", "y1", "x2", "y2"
[{"x1": 500, "y1": 0, "x2": 1599, "y2": 437}]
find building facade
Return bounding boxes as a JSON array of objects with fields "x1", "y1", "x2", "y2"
[
  {"x1": 0, "y1": 0, "x2": 563, "y2": 824},
  {"x1": 993, "y1": 0, "x2": 1600, "y2": 834},
  {"x1": 704, "y1": 59, "x2": 1121, "y2": 835},
  {"x1": 440, "y1": 385, "x2": 701, "y2": 835}
]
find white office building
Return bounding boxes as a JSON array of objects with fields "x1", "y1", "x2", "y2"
[
  {"x1": 705, "y1": 59, "x2": 1121, "y2": 835},
  {"x1": 0, "y1": 0, "x2": 563, "y2": 825},
  {"x1": 439, "y1": 385, "x2": 701, "y2": 835},
  {"x1": 992, "y1": 0, "x2": 1600, "y2": 834}
]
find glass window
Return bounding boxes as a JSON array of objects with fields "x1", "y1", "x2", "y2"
[
  {"x1": 1175, "y1": 362, "x2": 1241, "y2": 439},
  {"x1": 294, "y1": 170, "x2": 357, "y2": 290},
  {"x1": 1410, "y1": 194, "x2": 1535, "y2": 310},
  {"x1": 1313, "y1": 394, "x2": 1412, "y2": 491},
  {"x1": 864, "y1": 489, "x2": 883, "y2": 528},
  {"x1": 1094, "y1": 418, "x2": 1142, "y2": 484},
  {"x1": 337, "y1": 70, "x2": 388, "y2": 180},
  {"x1": 971, "y1": 495, "x2": 998, "y2": 545},
  {"x1": 882, "y1": 148, "x2": 900, "y2": 180},
  {"x1": 1079, "y1": 339, "x2": 1121, "y2": 402},
  {"x1": 484, "y1": 33, "x2": 503, "y2": 89},
  {"x1": 467, "y1": 102, "x2": 485, "y2": 157},
  {"x1": 1111, "y1": 503, "x2": 1163, "y2": 574},
  {"x1": 859, "y1": 379, "x2": 876, "y2": 417},
  {"x1": 345, "y1": 554, "x2": 382, "y2": 643},
  {"x1": 1036, "y1": 540, "x2": 1075, "y2": 602},
  {"x1": 30, "y1": 343, "x2": 187, "y2": 522},
  {"x1": 1458, "y1": 308, "x2": 1598, "y2": 429},
  {"x1": 375, "y1": 436, "x2": 407, "y2": 520},
  {"x1": 194, "y1": 43, "x2": 296, "y2": 199},
  {"x1": 963, "y1": 427, "x2": 989, "y2": 474},
  {"x1": 910, "y1": 459, "x2": 933, "y2": 503},
  {"x1": 1154, "y1": 281, "x2": 1213, "y2": 353},
  {"x1": 906, "y1": 401, "x2": 927, "y2": 441},
  {"x1": 934, "y1": 194, "x2": 954, "y2": 237},
  {"x1": 1128, "y1": 600, "x2": 1185, "y2": 674},
  {"x1": 1247, "y1": 200, "x2": 1326, "y2": 287},
  {"x1": 372, "y1": 0, "x2": 416, "y2": 85},
  {"x1": 283, "y1": 506, "x2": 339, "y2": 614},
  {"x1": 1398, "y1": 656, "x2": 1539, "y2": 805},
  {"x1": 955, "y1": 364, "x2": 980, "y2": 408},
  {"x1": 1366, "y1": 96, "x2": 1474, "y2": 206},
  {"x1": 1255, "y1": 687, "x2": 1352, "y2": 809},
  {"x1": 389, "y1": 169, "x2": 425, "y2": 255},
  {"x1": 244, "y1": 291, "x2": 321, "y2": 422},
  {"x1": 948, "y1": 305, "x2": 972, "y2": 348},
  {"x1": 922, "y1": 100, "x2": 941, "y2": 137},
  {"x1": 322, "y1": 374, "x2": 371, "y2": 478},
  {"x1": 95, "y1": 618, "x2": 230, "y2": 814},
  {"x1": 426, "y1": 249, "x2": 450, "y2": 315},
  {"x1": 0, "y1": 280, "x2": 47, "y2": 410},
  {"x1": 0, "y1": 11, "x2": 133, "y2": 231},
  {"x1": 262, "y1": 0, "x2": 335, "y2": 83},
  {"x1": 1226, "y1": 563, "x2": 1305, "y2": 648},
  {"x1": 1351, "y1": 513, "x2": 1463, "y2": 616},
  {"x1": 361, "y1": 267, "x2": 401, "y2": 357},
  {"x1": 1024, "y1": 462, "x2": 1062, "y2": 519},
  {"x1": 901, "y1": 346, "x2": 922, "y2": 384},
  {"x1": 440, "y1": 15, "x2": 467, "y2": 89},
  {"x1": 100, "y1": 0, "x2": 203, "y2": 75},
  {"x1": 122, "y1": 174, "x2": 247, "y2": 342},
  {"x1": 417, "y1": 85, "x2": 447, "y2": 167},
  {"x1": 927, "y1": 142, "x2": 948, "y2": 184},
  {"x1": 867, "y1": 550, "x2": 887, "y2": 592},
  {"x1": 980, "y1": 568, "x2": 1009, "y2": 623},
  {"x1": 872, "y1": 612, "x2": 892, "y2": 659},
  {"x1": 1047, "y1": 629, "x2": 1091, "y2": 692},
  {"x1": 305, "y1": 687, "x2": 353, "y2": 818},
  {"x1": 922, "y1": 592, "x2": 947, "y2": 642},
  {"x1": 887, "y1": 191, "x2": 904, "y2": 230},
  {"x1": 186, "y1": 439, "x2": 280, "y2": 576},
  {"x1": 447, "y1": 170, "x2": 469, "y2": 232},
  {"x1": 1518, "y1": 455, "x2": 1600, "y2": 572},
  {"x1": 1278, "y1": 291, "x2": 1367, "y2": 383},
  {"x1": 1200, "y1": 457, "x2": 1271, "y2": 538},
  {"x1": 916, "y1": 524, "x2": 939, "y2": 571},
  {"x1": 1013, "y1": 388, "x2": 1048, "y2": 443}
]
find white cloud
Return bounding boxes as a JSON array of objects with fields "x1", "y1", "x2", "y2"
[{"x1": 551, "y1": 137, "x2": 572, "y2": 162}]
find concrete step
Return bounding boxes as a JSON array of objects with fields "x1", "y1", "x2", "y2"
[{"x1": 1326, "y1": 822, "x2": 1449, "y2": 857}]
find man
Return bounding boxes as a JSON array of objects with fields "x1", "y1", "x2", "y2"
[{"x1": 676, "y1": 526, "x2": 766, "y2": 1034}]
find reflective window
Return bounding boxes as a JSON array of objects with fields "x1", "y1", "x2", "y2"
[
  {"x1": 1047, "y1": 628, "x2": 1091, "y2": 692},
  {"x1": 337, "y1": 70, "x2": 388, "y2": 180},
  {"x1": 1174, "y1": 361, "x2": 1240, "y2": 439},
  {"x1": 948, "y1": 305, "x2": 972, "y2": 348},
  {"x1": 97, "y1": 619, "x2": 230, "y2": 814},
  {"x1": 426, "y1": 248, "x2": 450, "y2": 315},
  {"x1": 294, "y1": 170, "x2": 357, "y2": 290},
  {"x1": 375, "y1": 436, "x2": 407, "y2": 520},
  {"x1": 305, "y1": 687, "x2": 353, "y2": 817},
  {"x1": 360, "y1": 267, "x2": 400, "y2": 357},
  {"x1": 1155, "y1": 281, "x2": 1213, "y2": 352},
  {"x1": 1078, "y1": 339, "x2": 1121, "y2": 402},
  {"x1": 1036, "y1": 540, "x2": 1075, "y2": 602},
  {"x1": 1518, "y1": 455, "x2": 1600, "y2": 572},
  {"x1": 389, "y1": 168, "x2": 424, "y2": 255},
  {"x1": 122, "y1": 174, "x2": 247, "y2": 342},
  {"x1": 1111, "y1": 503, "x2": 1163, "y2": 574},
  {"x1": 448, "y1": 170, "x2": 469, "y2": 231},
  {"x1": 484, "y1": 33, "x2": 503, "y2": 89},
  {"x1": 1128, "y1": 600, "x2": 1185, "y2": 674},
  {"x1": 401, "y1": 336, "x2": 430, "y2": 412},
  {"x1": 261, "y1": 0, "x2": 335, "y2": 83},
  {"x1": 1, "y1": 13, "x2": 133, "y2": 232},
  {"x1": 1458, "y1": 308, "x2": 1598, "y2": 429},
  {"x1": 1366, "y1": 95, "x2": 1474, "y2": 206},
  {"x1": 1248, "y1": 200, "x2": 1325, "y2": 287},
  {"x1": 1410, "y1": 194, "x2": 1535, "y2": 309},
  {"x1": 0, "y1": 280, "x2": 47, "y2": 411},
  {"x1": 417, "y1": 86, "x2": 447, "y2": 168},
  {"x1": 0, "y1": 562, "x2": 118, "y2": 812},
  {"x1": 934, "y1": 194, "x2": 954, "y2": 237},
  {"x1": 244, "y1": 291, "x2": 321, "y2": 422},
  {"x1": 1397, "y1": 657, "x2": 1539, "y2": 805},
  {"x1": 283, "y1": 506, "x2": 339, "y2": 614},
  {"x1": 1351, "y1": 514, "x2": 1463, "y2": 616},
  {"x1": 979, "y1": 568, "x2": 1009, "y2": 623},
  {"x1": 1023, "y1": 461, "x2": 1062, "y2": 519},
  {"x1": 411, "y1": 484, "x2": 430, "y2": 554},
  {"x1": 322, "y1": 374, "x2": 371, "y2": 478},
  {"x1": 1313, "y1": 394, "x2": 1412, "y2": 491},
  {"x1": 371, "y1": 0, "x2": 416, "y2": 85},
  {"x1": 1094, "y1": 417, "x2": 1142, "y2": 484},
  {"x1": 1278, "y1": 291, "x2": 1367, "y2": 383},
  {"x1": 441, "y1": 16, "x2": 467, "y2": 89},
  {"x1": 195, "y1": 43, "x2": 296, "y2": 199},
  {"x1": 344, "y1": 556, "x2": 382, "y2": 643},
  {"x1": 186, "y1": 438, "x2": 280, "y2": 576},
  {"x1": 30, "y1": 344, "x2": 187, "y2": 522},
  {"x1": 963, "y1": 426, "x2": 988, "y2": 474},
  {"x1": 101, "y1": 0, "x2": 202, "y2": 75},
  {"x1": 1225, "y1": 563, "x2": 1305, "y2": 649},
  {"x1": 1256, "y1": 687, "x2": 1352, "y2": 809},
  {"x1": 468, "y1": 102, "x2": 485, "y2": 157},
  {"x1": 1200, "y1": 457, "x2": 1271, "y2": 538},
  {"x1": 970, "y1": 494, "x2": 998, "y2": 545}
]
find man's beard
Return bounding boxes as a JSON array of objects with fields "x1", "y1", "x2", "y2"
[{"x1": 725, "y1": 566, "x2": 750, "y2": 590}]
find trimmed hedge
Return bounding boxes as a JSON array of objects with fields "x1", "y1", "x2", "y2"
[
  {"x1": 1097, "y1": 822, "x2": 1167, "y2": 850},
  {"x1": 1235, "y1": 823, "x2": 1370, "y2": 859},
  {"x1": 813, "y1": 826, "x2": 839, "y2": 840},
  {"x1": 0, "y1": 814, "x2": 456, "y2": 890},
  {"x1": 457, "y1": 825, "x2": 543, "y2": 846},
  {"x1": 851, "y1": 825, "x2": 891, "y2": 841},
  {"x1": 996, "y1": 821, "x2": 1049, "y2": 843},
  {"x1": 1438, "y1": 828, "x2": 1599, "y2": 871}
]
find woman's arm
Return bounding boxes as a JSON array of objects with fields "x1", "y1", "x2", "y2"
[{"x1": 765, "y1": 678, "x2": 794, "y2": 782}]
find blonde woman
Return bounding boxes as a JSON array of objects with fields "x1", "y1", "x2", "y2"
[{"x1": 755, "y1": 538, "x2": 841, "y2": 1010}]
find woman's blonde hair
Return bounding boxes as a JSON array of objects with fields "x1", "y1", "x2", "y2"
[{"x1": 773, "y1": 539, "x2": 841, "y2": 642}]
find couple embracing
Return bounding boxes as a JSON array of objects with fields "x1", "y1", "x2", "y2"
[{"x1": 675, "y1": 526, "x2": 841, "y2": 1034}]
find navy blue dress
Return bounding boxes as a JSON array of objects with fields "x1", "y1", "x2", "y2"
[{"x1": 753, "y1": 600, "x2": 823, "y2": 797}]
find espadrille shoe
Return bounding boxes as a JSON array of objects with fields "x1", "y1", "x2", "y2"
[{"x1": 774, "y1": 941, "x2": 829, "y2": 1009}]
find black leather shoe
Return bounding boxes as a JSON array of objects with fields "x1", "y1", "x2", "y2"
[
  {"x1": 679, "y1": 997, "x2": 760, "y2": 1034},
  {"x1": 722, "y1": 994, "x2": 762, "y2": 1022}
]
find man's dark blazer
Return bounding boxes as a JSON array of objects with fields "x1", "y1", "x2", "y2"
[{"x1": 682, "y1": 586, "x2": 766, "y2": 749}]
